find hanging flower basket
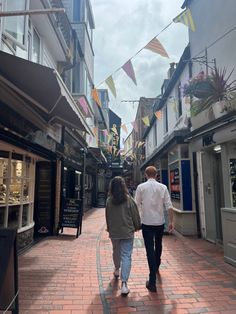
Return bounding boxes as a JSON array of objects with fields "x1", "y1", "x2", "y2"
[{"x1": 189, "y1": 80, "x2": 215, "y2": 99}]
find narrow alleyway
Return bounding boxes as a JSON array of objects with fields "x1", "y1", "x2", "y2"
[{"x1": 18, "y1": 207, "x2": 236, "y2": 314}]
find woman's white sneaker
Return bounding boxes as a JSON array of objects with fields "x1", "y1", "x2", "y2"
[{"x1": 121, "y1": 282, "x2": 130, "y2": 295}]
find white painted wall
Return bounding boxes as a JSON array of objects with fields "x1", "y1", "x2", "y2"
[
  {"x1": 146, "y1": 63, "x2": 190, "y2": 158},
  {"x1": 189, "y1": 0, "x2": 236, "y2": 81}
]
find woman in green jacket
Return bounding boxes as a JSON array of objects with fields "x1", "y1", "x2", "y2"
[{"x1": 105, "y1": 176, "x2": 141, "y2": 295}]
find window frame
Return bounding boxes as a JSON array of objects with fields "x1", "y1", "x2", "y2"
[
  {"x1": 0, "y1": 150, "x2": 35, "y2": 231},
  {"x1": 3, "y1": 0, "x2": 29, "y2": 50}
]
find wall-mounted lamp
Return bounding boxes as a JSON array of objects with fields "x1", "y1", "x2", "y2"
[{"x1": 213, "y1": 145, "x2": 221, "y2": 152}]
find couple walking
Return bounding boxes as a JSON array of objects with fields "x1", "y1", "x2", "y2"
[{"x1": 105, "y1": 166, "x2": 174, "y2": 295}]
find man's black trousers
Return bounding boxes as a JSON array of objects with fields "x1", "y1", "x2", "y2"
[{"x1": 142, "y1": 223, "x2": 164, "y2": 285}]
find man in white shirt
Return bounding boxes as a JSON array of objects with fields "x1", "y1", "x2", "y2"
[{"x1": 135, "y1": 166, "x2": 174, "y2": 292}]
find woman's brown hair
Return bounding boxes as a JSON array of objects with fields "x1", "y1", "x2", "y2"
[{"x1": 108, "y1": 176, "x2": 128, "y2": 205}]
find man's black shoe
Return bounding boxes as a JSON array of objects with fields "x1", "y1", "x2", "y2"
[{"x1": 146, "y1": 281, "x2": 157, "y2": 292}]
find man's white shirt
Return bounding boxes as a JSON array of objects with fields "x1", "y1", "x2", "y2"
[{"x1": 135, "y1": 178, "x2": 173, "y2": 226}]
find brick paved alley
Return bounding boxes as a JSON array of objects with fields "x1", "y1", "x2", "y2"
[{"x1": 18, "y1": 207, "x2": 236, "y2": 314}]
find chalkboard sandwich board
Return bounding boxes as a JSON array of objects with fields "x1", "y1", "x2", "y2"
[{"x1": 58, "y1": 198, "x2": 82, "y2": 238}]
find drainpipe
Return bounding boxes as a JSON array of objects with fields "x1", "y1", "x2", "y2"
[
  {"x1": 61, "y1": 29, "x2": 77, "y2": 82},
  {"x1": 192, "y1": 152, "x2": 201, "y2": 238}
]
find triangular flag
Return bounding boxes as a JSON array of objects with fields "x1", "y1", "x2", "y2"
[
  {"x1": 105, "y1": 75, "x2": 117, "y2": 98},
  {"x1": 131, "y1": 121, "x2": 138, "y2": 132},
  {"x1": 122, "y1": 59, "x2": 137, "y2": 85},
  {"x1": 142, "y1": 116, "x2": 150, "y2": 127},
  {"x1": 77, "y1": 97, "x2": 89, "y2": 115},
  {"x1": 155, "y1": 111, "x2": 162, "y2": 120},
  {"x1": 145, "y1": 38, "x2": 169, "y2": 58},
  {"x1": 108, "y1": 133, "x2": 113, "y2": 144},
  {"x1": 170, "y1": 99, "x2": 177, "y2": 112},
  {"x1": 111, "y1": 126, "x2": 118, "y2": 135},
  {"x1": 121, "y1": 124, "x2": 128, "y2": 134},
  {"x1": 92, "y1": 88, "x2": 102, "y2": 107},
  {"x1": 102, "y1": 129, "x2": 109, "y2": 136},
  {"x1": 138, "y1": 141, "x2": 145, "y2": 148},
  {"x1": 173, "y1": 8, "x2": 196, "y2": 32}
]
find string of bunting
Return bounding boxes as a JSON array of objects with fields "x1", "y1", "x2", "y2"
[{"x1": 86, "y1": 8, "x2": 196, "y2": 107}]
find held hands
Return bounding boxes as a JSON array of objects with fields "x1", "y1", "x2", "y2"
[{"x1": 168, "y1": 223, "x2": 174, "y2": 233}]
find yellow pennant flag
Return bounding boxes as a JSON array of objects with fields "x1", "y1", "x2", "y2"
[
  {"x1": 105, "y1": 75, "x2": 117, "y2": 98},
  {"x1": 155, "y1": 111, "x2": 162, "y2": 120},
  {"x1": 92, "y1": 88, "x2": 102, "y2": 108},
  {"x1": 170, "y1": 99, "x2": 177, "y2": 112},
  {"x1": 111, "y1": 126, "x2": 118, "y2": 135},
  {"x1": 121, "y1": 124, "x2": 128, "y2": 134},
  {"x1": 142, "y1": 115, "x2": 150, "y2": 127},
  {"x1": 138, "y1": 141, "x2": 145, "y2": 148},
  {"x1": 173, "y1": 8, "x2": 196, "y2": 32},
  {"x1": 108, "y1": 133, "x2": 113, "y2": 144}
]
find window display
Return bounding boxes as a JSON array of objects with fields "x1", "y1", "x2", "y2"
[{"x1": 0, "y1": 150, "x2": 35, "y2": 230}]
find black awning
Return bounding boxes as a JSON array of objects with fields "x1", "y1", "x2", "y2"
[{"x1": 0, "y1": 51, "x2": 91, "y2": 134}]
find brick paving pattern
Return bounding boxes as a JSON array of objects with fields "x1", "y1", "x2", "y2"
[{"x1": 17, "y1": 207, "x2": 236, "y2": 314}]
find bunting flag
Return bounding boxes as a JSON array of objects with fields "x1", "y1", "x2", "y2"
[
  {"x1": 102, "y1": 129, "x2": 109, "y2": 136},
  {"x1": 111, "y1": 126, "x2": 118, "y2": 135},
  {"x1": 145, "y1": 38, "x2": 169, "y2": 58},
  {"x1": 142, "y1": 115, "x2": 150, "y2": 127},
  {"x1": 138, "y1": 141, "x2": 145, "y2": 148},
  {"x1": 121, "y1": 124, "x2": 128, "y2": 134},
  {"x1": 77, "y1": 97, "x2": 89, "y2": 115},
  {"x1": 92, "y1": 88, "x2": 102, "y2": 108},
  {"x1": 105, "y1": 75, "x2": 117, "y2": 98},
  {"x1": 155, "y1": 111, "x2": 162, "y2": 120},
  {"x1": 173, "y1": 8, "x2": 196, "y2": 32},
  {"x1": 108, "y1": 133, "x2": 113, "y2": 144},
  {"x1": 122, "y1": 59, "x2": 137, "y2": 85},
  {"x1": 131, "y1": 121, "x2": 138, "y2": 132},
  {"x1": 170, "y1": 99, "x2": 178, "y2": 112},
  {"x1": 92, "y1": 127, "x2": 98, "y2": 135}
]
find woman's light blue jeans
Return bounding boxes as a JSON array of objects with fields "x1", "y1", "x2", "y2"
[{"x1": 111, "y1": 238, "x2": 134, "y2": 282}]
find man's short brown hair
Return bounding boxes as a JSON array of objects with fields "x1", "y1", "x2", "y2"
[{"x1": 145, "y1": 166, "x2": 157, "y2": 178}]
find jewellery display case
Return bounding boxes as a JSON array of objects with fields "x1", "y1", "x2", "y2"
[{"x1": 0, "y1": 151, "x2": 35, "y2": 230}]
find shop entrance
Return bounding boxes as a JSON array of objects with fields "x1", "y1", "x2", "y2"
[
  {"x1": 34, "y1": 161, "x2": 55, "y2": 237},
  {"x1": 201, "y1": 149, "x2": 224, "y2": 244}
]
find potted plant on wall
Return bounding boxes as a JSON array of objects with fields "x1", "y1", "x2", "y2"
[{"x1": 184, "y1": 67, "x2": 236, "y2": 119}]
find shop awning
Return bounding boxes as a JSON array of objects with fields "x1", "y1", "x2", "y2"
[
  {"x1": 140, "y1": 130, "x2": 189, "y2": 170},
  {"x1": 0, "y1": 51, "x2": 91, "y2": 134}
]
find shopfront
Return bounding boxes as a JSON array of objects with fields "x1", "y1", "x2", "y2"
[
  {"x1": 0, "y1": 138, "x2": 57, "y2": 249},
  {"x1": 188, "y1": 117, "x2": 236, "y2": 266}
]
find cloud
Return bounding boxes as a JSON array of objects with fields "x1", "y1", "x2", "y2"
[{"x1": 90, "y1": 0, "x2": 188, "y2": 136}]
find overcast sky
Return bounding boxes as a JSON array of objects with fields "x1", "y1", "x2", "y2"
[{"x1": 90, "y1": 0, "x2": 188, "y2": 139}]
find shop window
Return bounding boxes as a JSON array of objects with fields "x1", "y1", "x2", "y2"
[
  {"x1": 4, "y1": 0, "x2": 28, "y2": 48},
  {"x1": 0, "y1": 150, "x2": 35, "y2": 230}
]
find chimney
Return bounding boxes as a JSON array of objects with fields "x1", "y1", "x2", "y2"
[{"x1": 167, "y1": 62, "x2": 176, "y2": 79}]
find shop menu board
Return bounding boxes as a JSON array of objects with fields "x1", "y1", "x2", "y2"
[
  {"x1": 61, "y1": 198, "x2": 82, "y2": 229},
  {"x1": 170, "y1": 168, "x2": 180, "y2": 200}
]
